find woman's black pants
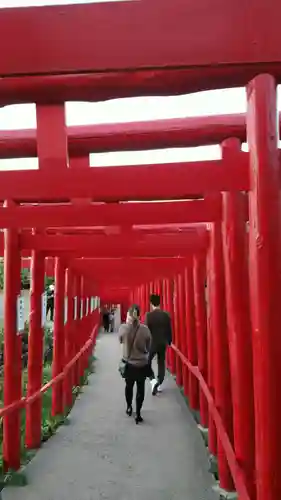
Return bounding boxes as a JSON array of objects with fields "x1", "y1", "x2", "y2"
[{"x1": 125, "y1": 364, "x2": 147, "y2": 416}]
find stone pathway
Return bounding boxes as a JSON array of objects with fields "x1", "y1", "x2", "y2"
[{"x1": 3, "y1": 333, "x2": 217, "y2": 500}]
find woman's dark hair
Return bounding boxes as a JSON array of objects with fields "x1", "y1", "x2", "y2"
[{"x1": 128, "y1": 304, "x2": 140, "y2": 319}]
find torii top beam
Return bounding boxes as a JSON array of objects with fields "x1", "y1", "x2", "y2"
[
  {"x1": 0, "y1": 0, "x2": 279, "y2": 104},
  {"x1": 0, "y1": 114, "x2": 255, "y2": 159}
]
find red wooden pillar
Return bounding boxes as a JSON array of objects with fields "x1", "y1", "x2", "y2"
[
  {"x1": 70, "y1": 156, "x2": 91, "y2": 204},
  {"x1": 36, "y1": 104, "x2": 68, "y2": 171},
  {"x1": 162, "y1": 279, "x2": 167, "y2": 310},
  {"x1": 78, "y1": 276, "x2": 85, "y2": 377},
  {"x1": 177, "y1": 273, "x2": 188, "y2": 394},
  {"x1": 154, "y1": 279, "x2": 161, "y2": 297},
  {"x1": 247, "y1": 74, "x2": 281, "y2": 500},
  {"x1": 77, "y1": 275, "x2": 84, "y2": 380},
  {"x1": 140, "y1": 284, "x2": 146, "y2": 321},
  {"x1": 26, "y1": 248, "x2": 45, "y2": 449},
  {"x1": 73, "y1": 274, "x2": 80, "y2": 387},
  {"x1": 209, "y1": 221, "x2": 234, "y2": 492},
  {"x1": 145, "y1": 283, "x2": 150, "y2": 313},
  {"x1": 3, "y1": 221, "x2": 22, "y2": 471},
  {"x1": 206, "y1": 257, "x2": 217, "y2": 457},
  {"x1": 221, "y1": 138, "x2": 255, "y2": 498},
  {"x1": 184, "y1": 265, "x2": 199, "y2": 410},
  {"x1": 64, "y1": 267, "x2": 74, "y2": 409},
  {"x1": 174, "y1": 276, "x2": 183, "y2": 386},
  {"x1": 162, "y1": 279, "x2": 170, "y2": 370},
  {"x1": 167, "y1": 278, "x2": 176, "y2": 374},
  {"x1": 52, "y1": 258, "x2": 66, "y2": 416},
  {"x1": 193, "y1": 254, "x2": 208, "y2": 427}
]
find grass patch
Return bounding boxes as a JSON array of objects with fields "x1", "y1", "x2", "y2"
[{"x1": 0, "y1": 353, "x2": 95, "y2": 489}]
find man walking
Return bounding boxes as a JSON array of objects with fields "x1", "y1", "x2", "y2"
[{"x1": 145, "y1": 294, "x2": 172, "y2": 395}]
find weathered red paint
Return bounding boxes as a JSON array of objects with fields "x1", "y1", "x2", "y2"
[
  {"x1": 36, "y1": 104, "x2": 68, "y2": 171},
  {"x1": 184, "y1": 266, "x2": 199, "y2": 410},
  {"x1": 0, "y1": 199, "x2": 221, "y2": 229},
  {"x1": 208, "y1": 221, "x2": 234, "y2": 492},
  {"x1": 221, "y1": 139, "x2": 255, "y2": 498},
  {"x1": 0, "y1": 155, "x2": 248, "y2": 202},
  {"x1": 173, "y1": 277, "x2": 183, "y2": 387},
  {"x1": 0, "y1": 1, "x2": 280, "y2": 98},
  {"x1": 18, "y1": 231, "x2": 209, "y2": 258},
  {"x1": 247, "y1": 74, "x2": 281, "y2": 500},
  {"x1": 177, "y1": 273, "x2": 188, "y2": 394},
  {"x1": 193, "y1": 254, "x2": 208, "y2": 427},
  {"x1": 0, "y1": 115, "x2": 247, "y2": 158}
]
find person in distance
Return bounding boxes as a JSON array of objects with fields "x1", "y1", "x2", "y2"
[{"x1": 145, "y1": 294, "x2": 172, "y2": 395}]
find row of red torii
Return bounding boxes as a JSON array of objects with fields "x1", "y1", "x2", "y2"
[
  {"x1": 0, "y1": 2, "x2": 280, "y2": 500},
  {"x1": 0, "y1": 75, "x2": 276, "y2": 500}
]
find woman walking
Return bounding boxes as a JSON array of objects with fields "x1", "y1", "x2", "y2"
[{"x1": 119, "y1": 305, "x2": 151, "y2": 424}]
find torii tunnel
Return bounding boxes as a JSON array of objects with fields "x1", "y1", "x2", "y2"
[{"x1": 0, "y1": 1, "x2": 280, "y2": 499}]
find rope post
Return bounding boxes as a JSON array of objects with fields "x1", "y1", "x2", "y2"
[
  {"x1": 51, "y1": 258, "x2": 66, "y2": 417},
  {"x1": 26, "y1": 247, "x2": 45, "y2": 449},
  {"x1": 3, "y1": 209, "x2": 22, "y2": 471}
]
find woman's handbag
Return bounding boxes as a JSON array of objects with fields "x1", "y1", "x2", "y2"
[{"x1": 119, "y1": 325, "x2": 140, "y2": 378}]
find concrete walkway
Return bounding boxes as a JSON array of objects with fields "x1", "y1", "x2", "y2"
[{"x1": 3, "y1": 333, "x2": 217, "y2": 500}]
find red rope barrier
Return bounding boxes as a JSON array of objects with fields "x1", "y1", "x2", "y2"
[
  {"x1": 171, "y1": 343, "x2": 251, "y2": 500},
  {"x1": 0, "y1": 324, "x2": 98, "y2": 418}
]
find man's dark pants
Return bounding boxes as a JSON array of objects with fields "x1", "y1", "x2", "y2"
[{"x1": 148, "y1": 344, "x2": 167, "y2": 385}]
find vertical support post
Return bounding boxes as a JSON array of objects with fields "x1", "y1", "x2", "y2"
[
  {"x1": 64, "y1": 267, "x2": 74, "y2": 409},
  {"x1": 162, "y1": 279, "x2": 170, "y2": 370},
  {"x1": 206, "y1": 253, "x2": 217, "y2": 458},
  {"x1": 70, "y1": 156, "x2": 89, "y2": 170},
  {"x1": 184, "y1": 265, "x2": 199, "y2": 410},
  {"x1": 73, "y1": 273, "x2": 80, "y2": 387},
  {"x1": 177, "y1": 273, "x2": 188, "y2": 394},
  {"x1": 145, "y1": 283, "x2": 150, "y2": 313},
  {"x1": 3, "y1": 218, "x2": 22, "y2": 471},
  {"x1": 140, "y1": 284, "x2": 146, "y2": 321},
  {"x1": 167, "y1": 278, "x2": 176, "y2": 374},
  {"x1": 209, "y1": 221, "x2": 234, "y2": 492},
  {"x1": 162, "y1": 279, "x2": 167, "y2": 310},
  {"x1": 193, "y1": 254, "x2": 208, "y2": 427},
  {"x1": 26, "y1": 248, "x2": 45, "y2": 449},
  {"x1": 174, "y1": 277, "x2": 183, "y2": 386},
  {"x1": 247, "y1": 74, "x2": 281, "y2": 500},
  {"x1": 221, "y1": 138, "x2": 255, "y2": 498},
  {"x1": 36, "y1": 104, "x2": 68, "y2": 170},
  {"x1": 52, "y1": 258, "x2": 66, "y2": 417}
]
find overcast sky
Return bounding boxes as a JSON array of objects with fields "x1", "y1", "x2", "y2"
[{"x1": 0, "y1": 0, "x2": 279, "y2": 170}]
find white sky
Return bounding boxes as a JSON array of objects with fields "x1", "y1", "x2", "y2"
[{"x1": 0, "y1": 0, "x2": 279, "y2": 170}]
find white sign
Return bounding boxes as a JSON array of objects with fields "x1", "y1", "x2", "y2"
[
  {"x1": 86, "y1": 298, "x2": 89, "y2": 315},
  {"x1": 80, "y1": 299, "x2": 84, "y2": 319},
  {"x1": 17, "y1": 294, "x2": 25, "y2": 334},
  {"x1": 41, "y1": 292, "x2": 47, "y2": 328},
  {"x1": 74, "y1": 297, "x2": 77, "y2": 320},
  {"x1": 64, "y1": 297, "x2": 68, "y2": 325}
]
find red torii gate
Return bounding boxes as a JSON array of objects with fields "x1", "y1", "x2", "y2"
[
  {"x1": 0, "y1": 112, "x2": 280, "y2": 158},
  {"x1": 0, "y1": 2, "x2": 278, "y2": 500}
]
